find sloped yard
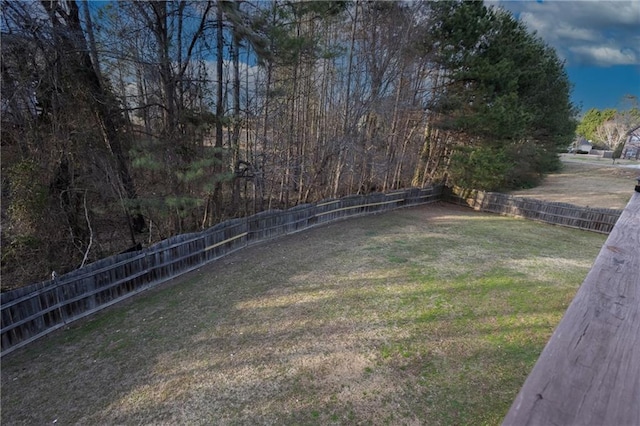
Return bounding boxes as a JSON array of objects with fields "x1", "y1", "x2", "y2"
[{"x1": 1, "y1": 203, "x2": 605, "y2": 425}]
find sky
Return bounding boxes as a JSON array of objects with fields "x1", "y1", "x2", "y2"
[
  {"x1": 489, "y1": 0, "x2": 640, "y2": 115},
  {"x1": 81, "y1": 0, "x2": 638, "y2": 116}
]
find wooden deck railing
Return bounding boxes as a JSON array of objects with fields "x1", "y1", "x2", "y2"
[{"x1": 503, "y1": 192, "x2": 640, "y2": 425}]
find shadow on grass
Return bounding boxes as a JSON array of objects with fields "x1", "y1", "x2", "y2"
[{"x1": 0, "y1": 204, "x2": 603, "y2": 425}]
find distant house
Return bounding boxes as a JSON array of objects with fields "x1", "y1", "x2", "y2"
[{"x1": 622, "y1": 125, "x2": 640, "y2": 160}]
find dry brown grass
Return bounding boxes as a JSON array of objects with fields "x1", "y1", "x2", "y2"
[
  {"x1": 509, "y1": 154, "x2": 639, "y2": 209},
  {"x1": 1, "y1": 204, "x2": 605, "y2": 425},
  {"x1": 5, "y1": 157, "x2": 628, "y2": 425}
]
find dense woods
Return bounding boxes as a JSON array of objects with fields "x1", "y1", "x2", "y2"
[{"x1": 1, "y1": 0, "x2": 576, "y2": 289}]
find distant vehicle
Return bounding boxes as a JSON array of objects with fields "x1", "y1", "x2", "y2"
[
  {"x1": 569, "y1": 140, "x2": 592, "y2": 154},
  {"x1": 576, "y1": 141, "x2": 593, "y2": 154}
]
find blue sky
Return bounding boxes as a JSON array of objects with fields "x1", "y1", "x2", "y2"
[
  {"x1": 489, "y1": 0, "x2": 640, "y2": 114},
  {"x1": 82, "y1": 0, "x2": 638, "y2": 115}
]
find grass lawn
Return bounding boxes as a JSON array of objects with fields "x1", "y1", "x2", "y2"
[
  {"x1": 509, "y1": 154, "x2": 639, "y2": 209},
  {"x1": 1, "y1": 203, "x2": 605, "y2": 425}
]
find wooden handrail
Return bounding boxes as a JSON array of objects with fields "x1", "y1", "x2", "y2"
[{"x1": 503, "y1": 192, "x2": 640, "y2": 425}]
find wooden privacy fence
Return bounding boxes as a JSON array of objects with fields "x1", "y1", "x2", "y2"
[
  {"x1": 445, "y1": 187, "x2": 622, "y2": 234},
  {"x1": 1, "y1": 186, "x2": 441, "y2": 356},
  {"x1": 2, "y1": 184, "x2": 628, "y2": 357},
  {"x1": 503, "y1": 192, "x2": 640, "y2": 425}
]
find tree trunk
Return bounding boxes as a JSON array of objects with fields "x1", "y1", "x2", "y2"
[
  {"x1": 210, "y1": 1, "x2": 226, "y2": 220},
  {"x1": 42, "y1": 0, "x2": 143, "y2": 237}
]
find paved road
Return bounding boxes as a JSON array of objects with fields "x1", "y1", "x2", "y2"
[{"x1": 560, "y1": 154, "x2": 640, "y2": 169}]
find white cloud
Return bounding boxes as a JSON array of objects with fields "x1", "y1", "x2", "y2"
[
  {"x1": 554, "y1": 26, "x2": 599, "y2": 44},
  {"x1": 570, "y1": 45, "x2": 638, "y2": 66},
  {"x1": 490, "y1": 0, "x2": 640, "y2": 67}
]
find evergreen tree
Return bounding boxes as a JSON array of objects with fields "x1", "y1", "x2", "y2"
[{"x1": 428, "y1": 1, "x2": 576, "y2": 190}]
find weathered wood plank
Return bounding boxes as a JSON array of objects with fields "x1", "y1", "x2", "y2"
[
  {"x1": 314, "y1": 198, "x2": 405, "y2": 216},
  {"x1": 503, "y1": 192, "x2": 640, "y2": 426},
  {"x1": 204, "y1": 232, "x2": 248, "y2": 252},
  {"x1": 0, "y1": 253, "x2": 148, "y2": 310}
]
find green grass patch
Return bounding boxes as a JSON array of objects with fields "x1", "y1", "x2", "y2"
[{"x1": 1, "y1": 204, "x2": 605, "y2": 425}]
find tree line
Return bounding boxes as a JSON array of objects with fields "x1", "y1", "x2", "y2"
[
  {"x1": 575, "y1": 102, "x2": 640, "y2": 159},
  {"x1": 1, "y1": 0, "x2": 576, "y2": 289}
]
